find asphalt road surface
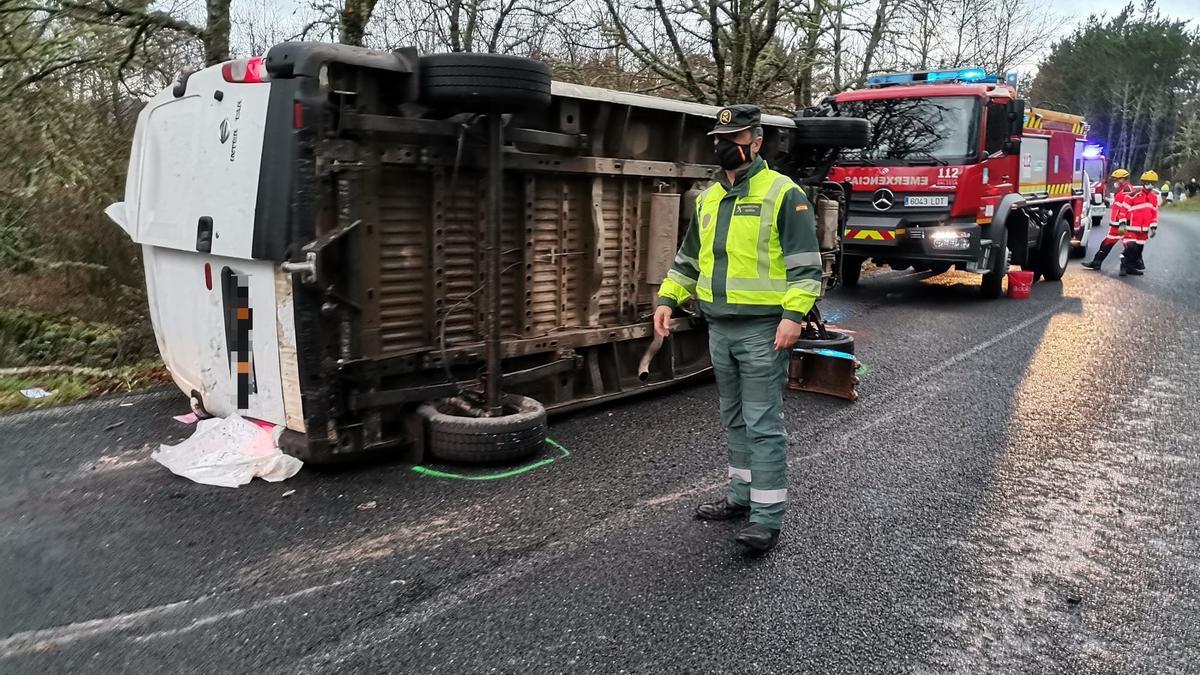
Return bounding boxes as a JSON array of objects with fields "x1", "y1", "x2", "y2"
[{"x1": 4, "y1": 211, "x2": 1199, "y2": 674}]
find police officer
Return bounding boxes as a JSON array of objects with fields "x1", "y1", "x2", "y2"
[{"x1": 653, "y1": 105, "x2": 823, "y2": 553}]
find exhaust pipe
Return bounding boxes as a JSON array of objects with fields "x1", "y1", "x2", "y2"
[{"x1": 637, "y1": 333, "x2": 665, "y2": 381}]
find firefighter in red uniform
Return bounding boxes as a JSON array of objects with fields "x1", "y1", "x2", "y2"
[
  {"x1": 1082, "y1": 168, "x2": 1134, "y2": 272},
  {"x1": 1118, "y1": 170, "x2": 1161, "y2": 276}
]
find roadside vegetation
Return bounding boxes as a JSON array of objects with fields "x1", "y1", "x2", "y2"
[{"x1": 1166, "y1": 199, "x2": 1200, "y2": 212}]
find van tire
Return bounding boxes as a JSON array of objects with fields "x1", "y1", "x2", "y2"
[
  {"x1": 418, "y1": 394, "x2": 547, "y2": 464},
  {"x1": 792, "y1": 117, "x2": 872, "y2": 149},
  {"x1": 419, "y1": 53, "x2": 552, "y2": 112}
]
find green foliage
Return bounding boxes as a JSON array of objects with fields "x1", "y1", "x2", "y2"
[
  {"x1": 0, "y1": 309, "x2": 156, "y2": 369},
  {"x1": 0, "y1": 82, "x2": 145, "y2": 287},
  {"x1": 0, "y1": 359, "x2": 168, "y2": 411},
  {"x1": 1165, "y1": 197, "x2": 1200, "y2": 212},
  {"x1": 1029, "y1": 2, "x2": 1200, "y2": 175}
]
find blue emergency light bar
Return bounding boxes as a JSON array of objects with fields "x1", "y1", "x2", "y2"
[
  {"x1": 866, "y1": 67, "x2": 1002, "y2": 87},
  {"x1": 1083, "y1": 144, "x2": 1104, "y2": 159}
]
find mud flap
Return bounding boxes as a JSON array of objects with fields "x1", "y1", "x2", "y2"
[{"x1": 787, "y1": 348, "x2": 860, "y2": 401}]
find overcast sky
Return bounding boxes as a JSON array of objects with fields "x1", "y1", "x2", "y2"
[
  {"x1": 1053, "y1": 0, "x2": 1200, "y2": 25},
  {"x1": 167, "y1": 0, "x2": 1200, "y2": 64}
]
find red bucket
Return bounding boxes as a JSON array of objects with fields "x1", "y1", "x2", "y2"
[{"x1": 1007, "y1": 270, "x2": 1034, "y2": 299}]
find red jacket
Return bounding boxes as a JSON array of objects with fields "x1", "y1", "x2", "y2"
[
  {"x1": 1110, "y1": 181, "x2": 1132, "y2": 224},
  {"x1": 1125, "y1": 187, "x2": 1160, "y2": 232}
]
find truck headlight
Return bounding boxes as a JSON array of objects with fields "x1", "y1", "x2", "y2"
[{"x1": 929, "y1": 228, "x2": 971, "y2": 250}]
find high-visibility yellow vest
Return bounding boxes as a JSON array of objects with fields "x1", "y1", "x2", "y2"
[{"x1": 660, "y1": 158, "x2": 822, "y2": 321}]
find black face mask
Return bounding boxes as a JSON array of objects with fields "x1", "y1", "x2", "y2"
[{"x1": 715, "y1": 138, "x2": 754, "y2": 170}]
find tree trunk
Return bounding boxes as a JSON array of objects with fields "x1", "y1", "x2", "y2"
[
  {"x1": 855, "y1": 0, "x2": 892, "y2": 86},
  {"x1": 831, "y1": 1, "x2": 843, "y2": 89},
  {"x1": 794, "y1": 0, "x2": 827, "y2": 108},
  {"x1": 1114, "y1": 81, "x2": 1132, "y2": 169},
  {"x1": 340, "y1": 0, "x2": 379, "y2": 46},
  {"x1": 203, "y1": 0, "x2": 233, "y2": 65}
]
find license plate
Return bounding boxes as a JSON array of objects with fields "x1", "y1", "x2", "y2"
[{"x1": 904, "y1": 195, "x2": 949, "y2": 207}]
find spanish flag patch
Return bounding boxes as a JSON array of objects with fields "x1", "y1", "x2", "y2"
[{"x1": 795, "y1": 203, "x2": 808, "y2": 212}]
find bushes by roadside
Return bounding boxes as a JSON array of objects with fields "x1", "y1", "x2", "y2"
[{"x1": 0, "y1": 307, "x2": 156, "y2": 370}]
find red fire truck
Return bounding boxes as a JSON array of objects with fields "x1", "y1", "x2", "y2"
[{"x1": 826, "y1": 68, "x2": 1090, "y2": 297}]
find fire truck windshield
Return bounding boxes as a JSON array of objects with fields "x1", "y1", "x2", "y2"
[{"x1": 838, "y1": 95, "x2": 979, "y2": 165}]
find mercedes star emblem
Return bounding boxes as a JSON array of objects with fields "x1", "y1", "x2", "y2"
[{"x1": 872, "y1": 188, "x2": 895, "y2": 211}]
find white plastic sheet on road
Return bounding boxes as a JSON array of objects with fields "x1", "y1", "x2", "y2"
[{"x1": 153, "y1": 414, "x2": 303, "y2": 487}]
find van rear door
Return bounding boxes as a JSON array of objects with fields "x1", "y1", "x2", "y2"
[{"x1": 133, "y1": 69, "x2": 270, "y2": 258}]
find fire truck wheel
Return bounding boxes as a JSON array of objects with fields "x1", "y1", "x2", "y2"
[
  {"x1": 418, "y1": 394, "x2": 548, "y2": 464},
  {"x1": 793, "y1": 330, "x2": 855, "y2": 355},
  {"x1": 419, "y1": 53, "x2": 552, "y2": 112},
  {"x1": 840, "y1": 256, "x2": 864, "y2": 287},
  {"x1": 1038, "y1": 209, "x2": 1071, "y2": 281},
  {"x1": 793, "y1": 117, "x2": 871, "y2": 149},
  {"x1": 980, "y1": 229, "x2": 1008, "y2": 299}
]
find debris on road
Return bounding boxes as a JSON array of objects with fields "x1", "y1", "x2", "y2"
[
  {"x1": 19, "y1": 387, "x2": 52, "y2": 399},
  {"x1": 357, "y1": 500, "x2": 378, "y2": 510},
  {"x1": 173, "y1": 412, "x2": 200, "y2": 425},
  {"x1": 153, "y1": 414, "x2": 303, "y2": 488},
  {"x1": 104, "y1": 421, "x2": 125, "y2": 431},
  {"x1": 281, "y1": 489, "x2": 296, "y2": 498}
]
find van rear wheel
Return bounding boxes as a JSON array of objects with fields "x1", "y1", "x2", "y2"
[
  {"x1": 419, "y1": 53, "x2": 552, "y2": 112},
  {"x1": 418, "y1": 394, "x2": 547, "y2": 464}
]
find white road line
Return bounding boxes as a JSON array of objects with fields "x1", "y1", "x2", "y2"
[
  {"x1": 0, "y1": 581, "x2": 343, "y2": 659},
  {"x1": 131, "y1": 582, "x2": 344, "y2": 643},
  {"x1": 0, "y1": 597, "x2": 208, "y2": 658}
]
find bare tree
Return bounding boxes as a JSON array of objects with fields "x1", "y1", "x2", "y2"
[
  {"x1": 0, "y1": 0, "x2": 234, "y2": 69},
  {"x1": 883, "y1": 0, "x2": 1054, "y2": 75},
  {"x1": 594, "y1": 0, "x2": 797, "y2": 104}
]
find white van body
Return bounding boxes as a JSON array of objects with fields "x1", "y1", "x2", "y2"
[
  {"x1": 106, "y1": 42, "x2": 842, "y2": 463},
  {"x1": 106, "y1": 62, "x2": 300, "y2": 427}
]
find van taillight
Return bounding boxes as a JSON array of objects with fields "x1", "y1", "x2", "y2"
[{"x1": 221, "y1": 56, "x2": 269, "y2": 83}]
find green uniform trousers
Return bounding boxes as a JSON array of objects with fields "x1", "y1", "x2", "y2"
[{"x1": 707, "y1": 317, "x2": 789, "y2": 529}]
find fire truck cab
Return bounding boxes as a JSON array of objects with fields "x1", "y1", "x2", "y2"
[{"x1": 827, "y1": 68, "x2": 1089, "y2": 297}]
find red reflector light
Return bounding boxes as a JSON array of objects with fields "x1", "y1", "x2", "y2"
[
  {"x1": 293, "y1": 102, "x2": 304, "y2": 129},
  {"x1": 221, "y1": 56, "x2": 269, "y2": 83},
  {"x1": 204, "y1": 262, "x2": 213, "y2": 290}
]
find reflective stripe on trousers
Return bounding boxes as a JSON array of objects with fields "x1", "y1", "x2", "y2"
[{"x1": 709, "y1": 317, "x2": 789, "y2": 529}]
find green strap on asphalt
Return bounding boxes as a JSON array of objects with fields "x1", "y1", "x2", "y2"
[{"x1": 410, "y1": 437, "x2": 571, "y2": 481}]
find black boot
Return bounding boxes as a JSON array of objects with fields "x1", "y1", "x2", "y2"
[
  {"x1": 695, "y1": 497, "x2": 749, "y2": 521},
  {"x1": 1082, "y1": 242, "x2": 1113, "y2": 270},
  {"x1": 735, "y1": 523, "x2": 781, "y2": 552},
  {"x1": 1127, "y1": 244, "x2": 1144, "y2": 275}
]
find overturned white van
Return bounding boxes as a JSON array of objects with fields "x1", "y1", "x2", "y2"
[{"x1": 108, "y1": 42, "x2": 866, "y2": 464}]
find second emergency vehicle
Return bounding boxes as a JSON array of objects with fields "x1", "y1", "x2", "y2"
[{"x1": 827, "y1": 67, "x2": 1091, "y2": 297}]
